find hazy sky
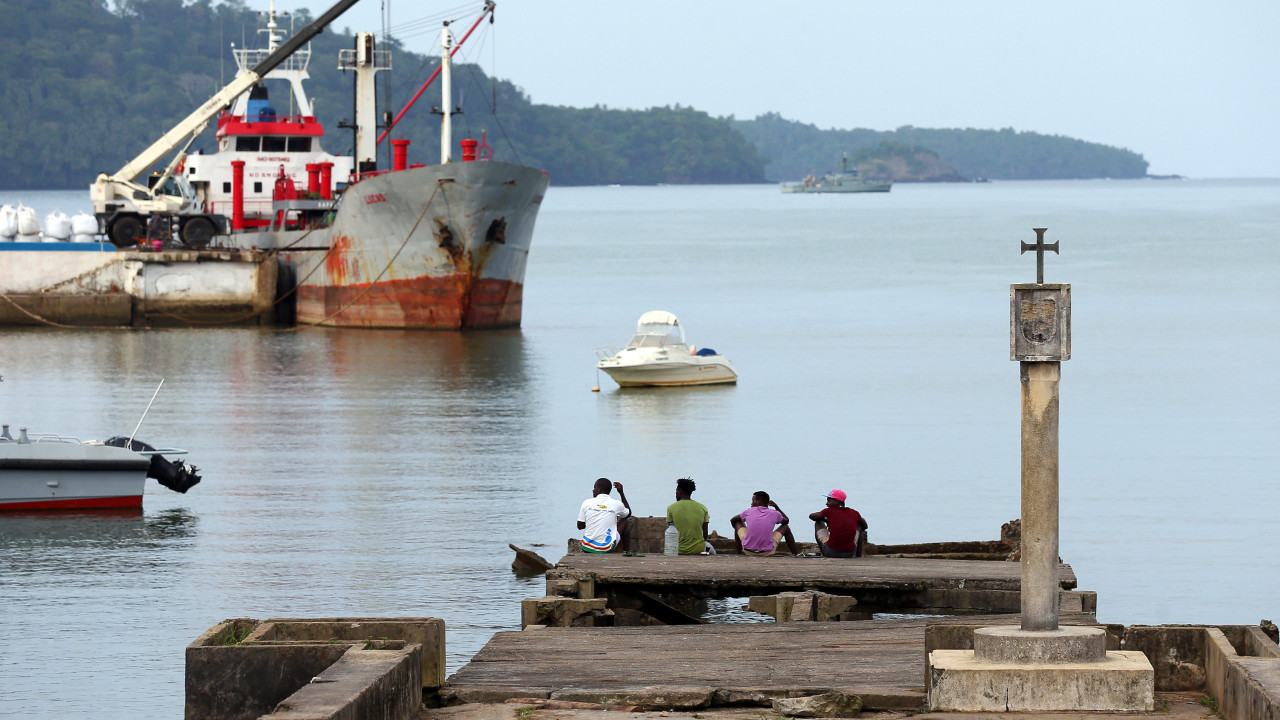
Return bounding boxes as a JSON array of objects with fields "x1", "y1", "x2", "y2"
[{"x1": 292, "y1": 0, "x2": 1279, "y2": 178}]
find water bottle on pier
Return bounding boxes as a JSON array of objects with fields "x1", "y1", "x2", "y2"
[{"x1": 664, "y1": 522, "x2": 679, "y2": 556}]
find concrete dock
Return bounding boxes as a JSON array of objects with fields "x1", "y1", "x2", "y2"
[
  {"x1": 0, "y1": 248, "x2": 277, "y2": 327},
  {"x1": 181, "y1": 537, "x2": 1280, "y2": 718}
]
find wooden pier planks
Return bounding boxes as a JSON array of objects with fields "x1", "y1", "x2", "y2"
[
  {"x1": 553, "y1": 553, "x2": 1078, "y2": 592},
  {"x1": 448, "y1": 613, "x2": 1101, "y2": 708},
  {"x1": 450, "y1": 618, "x2": 927, "y2": 705}
]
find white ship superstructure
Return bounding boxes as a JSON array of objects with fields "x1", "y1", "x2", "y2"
[{"x1": 184, "y1": 2, "x2": 353, "y2": 226}]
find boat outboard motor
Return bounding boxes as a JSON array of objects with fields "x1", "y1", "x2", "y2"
[{"x1": 104, "y1": 436, "x2": 202, "y2": 494}]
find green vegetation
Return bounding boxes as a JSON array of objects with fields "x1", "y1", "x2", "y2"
[
  {"x1": 212, "y1": 622, "x2": 254, "y2": 646},
  {"x1": 735, "y1": 113, "x2": 1150, "y2": 181},
  {"x1": 1, "y1": 0, "x2": 1149, "y2": 190}
]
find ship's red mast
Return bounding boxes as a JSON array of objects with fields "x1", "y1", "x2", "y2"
[{"x1": 377, "y1": 1, "x2": 495, "y2": 145}]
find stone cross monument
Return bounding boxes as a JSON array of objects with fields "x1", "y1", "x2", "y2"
[
  {"x1": 1011, "y1": 228, "x2": 1069, "y2": 631},
  {"x1": 927, "y1": 228, "x2": 1154, "y2": 712}
]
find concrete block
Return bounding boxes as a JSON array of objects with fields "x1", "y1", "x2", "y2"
[
  {"x1": 265, "y1": 645, "x2": 422, "y2": 720},
  {"x1": 1230, "y1": 657, "x2": 1280, "y2": 720},
  {"x1": 790, "y1": 592, "x2": 815, "y2": 622},
  {"x1": 1205, "y1": 626, "x2": 1280, "y2": 720},
  {"x1": 928, "y1": 649, "x2": 1154, "y2": 712},
  {"x1": 748, "y1": 590, "x2": 856, "y2": 622},
  {"x1": 186, "y1": 620, "x2": 352, "y2": 720},
  {"x1": 626, "y1": 516, "x2": 670, "y2": 555},
  {"x1": 973, "y1": 626, "x2": 1106, "y2": 664},
  {"x1": 1123, "y1": 625, "x2": 1209, "y2": 691},
  {"x1": 813, "y1": 592, "x2": 857, "y2": 620},
  {"x1": 520, "y1": 596, "x2": 606, "y2": 628},
  {"x1": 1247, "y1": 627, "x2": 1280, "y2": 659},
  {"x1": 255, "y1": 617, "x2": 446, "y2": 689}
]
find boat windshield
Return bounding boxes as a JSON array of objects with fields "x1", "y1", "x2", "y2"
[{"x1": 627, "y1": 323, "x2": 685, "y2": 349}]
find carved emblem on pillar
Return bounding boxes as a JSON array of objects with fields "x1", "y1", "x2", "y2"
[
  {"x1": 1011, "y1": 228, "x2": 1070, "y2": 362},
  {"x1": 1011, "y1": 284, "x2": 1070, "y2": 361}
]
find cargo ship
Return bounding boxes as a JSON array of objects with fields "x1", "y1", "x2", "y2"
[
  {"x1": 88, "y1": 0, "x2": 547, "y2": 330},
  {"x1": 207, "y1": 2, "x2": 547, "y2": 329}
]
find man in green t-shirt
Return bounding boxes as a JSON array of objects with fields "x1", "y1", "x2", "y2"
[{"x1": 665, "y1": 477, "x2": 711, "y2": 555}]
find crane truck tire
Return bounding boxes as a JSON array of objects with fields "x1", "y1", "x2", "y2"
[
  {"x1": 108, "y1": 215, "x2": 144, "y2": 248},
  {"x1": 180, "y1": 216, "x2": 216, "y2": 248}
]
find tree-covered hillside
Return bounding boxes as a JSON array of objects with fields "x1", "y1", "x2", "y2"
[
  {"x1": 0, "y1": 0, "x2": 765, "y2": 189},
  {"x1": 735, "y1": 113, "x2": 1150, "y2": 181},
  {"x1": 0, "y1": 0, "x2": 1150, "y2": 190}
]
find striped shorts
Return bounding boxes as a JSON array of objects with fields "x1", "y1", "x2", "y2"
[{"x1": 581, "y1": 529, "x2": 617, "y2": 553}]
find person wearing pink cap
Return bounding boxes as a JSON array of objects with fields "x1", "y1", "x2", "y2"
[{"x1": 808, "y1": 489, "x2": 867, "y2": 558}]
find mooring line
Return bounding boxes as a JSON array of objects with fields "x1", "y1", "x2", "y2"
[{"x1": 0, "y1": 291, "x2": 121, "y2": 329}]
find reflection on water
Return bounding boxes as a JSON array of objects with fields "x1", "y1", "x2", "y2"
[
  {"x1": 0, "y1": 507, "x2": 197, "y2": 550},
  {"x1": 0, "y1": 508, "x2": 197, "y2": 580}
]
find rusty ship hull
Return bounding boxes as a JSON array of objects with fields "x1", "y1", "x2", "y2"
[{"x1": 265, "y1": 160, "x2": 548, "y2": 329}]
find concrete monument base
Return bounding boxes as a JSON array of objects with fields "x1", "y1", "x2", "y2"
[
  {"x1": 928, "y1": 649, "x2": 1154, "y2": 712},
  {"x1": 974, "y1": 625, "x2": 1107, "y2": 664}
]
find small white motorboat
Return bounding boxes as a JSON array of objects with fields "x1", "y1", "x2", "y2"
[
  {"x1": 0, "y1": 425, "x2": 201, "y2": 511},
  {"x1": 596, "y1": 311, "x2": 738, "y2": 387}
]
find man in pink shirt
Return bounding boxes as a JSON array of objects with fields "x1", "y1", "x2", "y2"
[{"x1": 730, "y1": 491, "x2": 799, "y2": 556}]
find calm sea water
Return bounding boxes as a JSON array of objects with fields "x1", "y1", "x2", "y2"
[{"x1": 1, "y1": 179, "x2": 1278, "y2": 718}]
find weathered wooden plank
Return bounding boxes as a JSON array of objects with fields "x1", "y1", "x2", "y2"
[{"x1": 550, "y1": 554, "x2": 1076, "y2": 597}]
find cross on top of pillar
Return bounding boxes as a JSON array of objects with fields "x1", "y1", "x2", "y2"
[{"x1": 1020, "y1": 228, "x2": 1059, "y2": 284}]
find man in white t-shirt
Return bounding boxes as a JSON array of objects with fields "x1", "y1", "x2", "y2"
[{"x1": 577, "y1": 477, "x2": 632, "y2": 553}]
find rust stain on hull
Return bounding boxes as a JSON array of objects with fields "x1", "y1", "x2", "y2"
[
  {"x1": 297, "y1": 275, "x2": 523, "y2": 329},
  {"x1": 325, "y1": 235, "x2": 355, "y2": 284}
]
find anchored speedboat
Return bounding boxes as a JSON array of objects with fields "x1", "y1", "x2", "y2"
[
  {"x1": 0, "y1": 426, "x2": 200, "y2": 511},
  {"x1": 596, "y1": 311, "x2": 738, "y2": 388}
]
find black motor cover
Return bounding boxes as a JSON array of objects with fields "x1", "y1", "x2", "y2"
[{"x1": 104, "y1": 437, "x2": 202, "y2": 493}]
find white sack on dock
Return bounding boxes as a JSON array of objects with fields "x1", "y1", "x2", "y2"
[
  {"x1": 0, "y1": 205, "x2": 16, "y2": 239},
  {"x1": 44, "y1": 210, "x2": 72, "y2": 241},
  {"x1": 71, "y1": 213, "x2": 99, "y2": 242},
  {"x1": 16, "y1": 204, "x2": 40, "y2": 236}
]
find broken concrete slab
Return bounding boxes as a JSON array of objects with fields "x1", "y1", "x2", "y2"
[
  {"x1": 772, "y1": 690, "x2": 863, "y2": 717},
  {"x1": 509, "y1": 544, "x2": 554, "y2": 577},
  {"x1": 520, "y1": 596, "x2": 608, "y2": 628},
  {"x1": 748, "y1": 590, "x2": 857, "y2": 622},
  {"x1": 266, "y1": 644, "x2": 421, "y2": 720}
]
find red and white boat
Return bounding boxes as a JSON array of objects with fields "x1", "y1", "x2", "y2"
[{"x1": 0, "y1": 427, "x2": 200, "y2": 511}]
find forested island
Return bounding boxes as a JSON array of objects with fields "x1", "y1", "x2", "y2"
[
  {"x1": 1, "y1": 0, "x2": 1150, "y2": 190},
  {"x1": 734, "y1": 114, "x2": 1150, "y2": 182}
]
